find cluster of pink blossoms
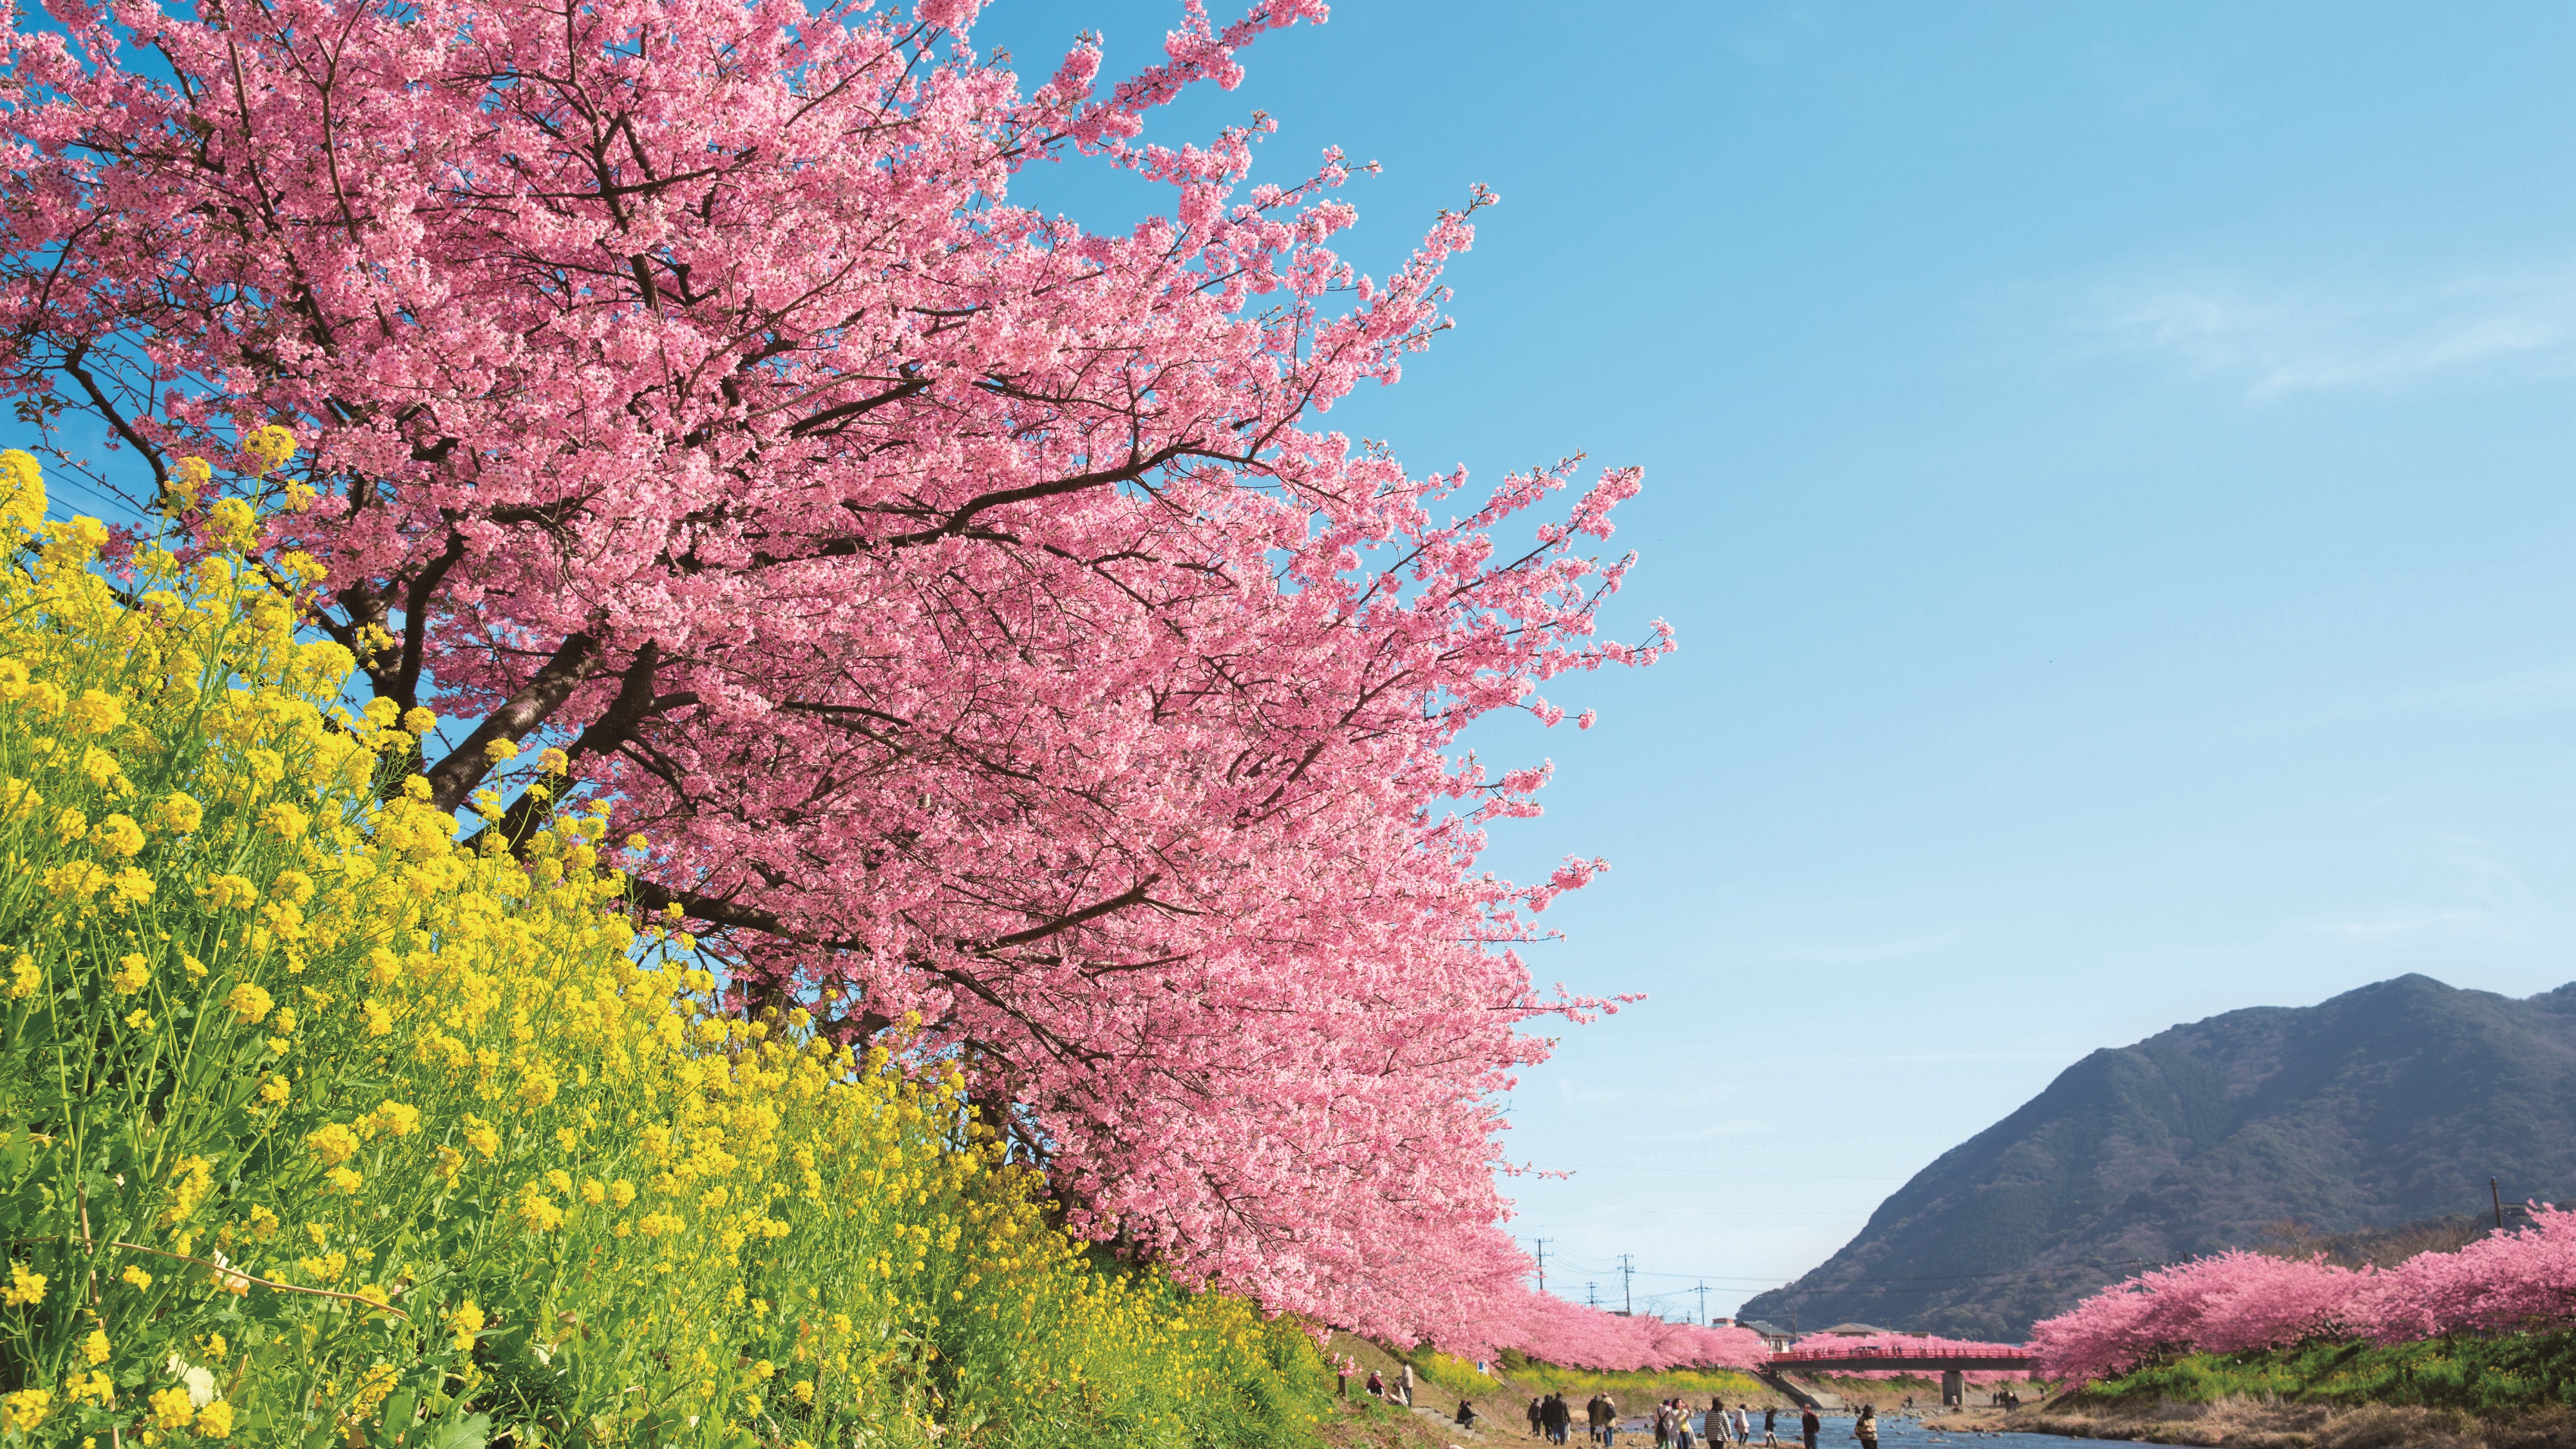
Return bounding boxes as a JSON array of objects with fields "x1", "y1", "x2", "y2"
[
  {"x1": 1501, "y1": 1296, "x2": 1767, "y2": 1372},
  {"x1": 0, "y1": 0, "x2": 1674, "y2": 1353},
  {"x1": 2031, "y1": 1206, "x2": 2576, "y2": 1381},
  {"x1": 1774, "y1": 1334, "x2": 2029, "y2": 1384}
]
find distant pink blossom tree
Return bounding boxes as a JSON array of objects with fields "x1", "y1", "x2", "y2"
[
  {"x1": 0, "y1": 0, "x2": 1667, "y2": 1341},
  {"x1": 1490, "y1": 1296, "x2": 1766, "y2": 1372},
  {"x1": 2032, "y1": 1211, "x2": 2576, "y2": 1381},
  {"x1": 2030, "y1": 1251, "x2": 2369, "y2": 1381},
  {"x1": 2359, "y1": 1203, "x2": 2576, "y2": 1342}
]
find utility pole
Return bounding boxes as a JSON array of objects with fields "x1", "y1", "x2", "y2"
[
  {"x1": 1693, "y1": 1282, "x2": 1710, "y2": 1325},
  {"x1": 1534, "y1": 1238, "x2": 1551, "y2": 1294},
  {"x1": 1618, "y1": 1255, "x2": 1634, "y2": 1317},
  {"x1": 2494, "y1": 1177, "x2": 2506, "y2": 1231},
  {"x1": 1586, "y1": 1282, "x2": 1598, "y2": 1309}
]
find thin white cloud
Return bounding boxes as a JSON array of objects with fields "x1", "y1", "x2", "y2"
[{"x1": 2097, "y1": 262, "x2": 2576, "y2": 396}]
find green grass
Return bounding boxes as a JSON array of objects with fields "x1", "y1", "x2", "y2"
[
  {"x1": 2087, "y1": 1332, "x2": 2576, "y2": 1414},
  {"x1": 1492, "y1": 1354, "x2": 1770, "y2": 1402},
  {"x1": 1408, "y1": 1353, "x2": 1499, "y2": 1401}
]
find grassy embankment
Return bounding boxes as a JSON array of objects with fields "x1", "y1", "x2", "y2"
[
  {"x1": 2082, "y1": 1332, "x2": 2576, "y2": 1412},
  {"x1": 2014, "y1": 1332, "x2": 2576, "y2": 1446}
]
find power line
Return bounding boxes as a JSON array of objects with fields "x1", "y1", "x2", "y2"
[{"x1": 1519, "y1": 1164, "x2": 1909, "y2": 1182}]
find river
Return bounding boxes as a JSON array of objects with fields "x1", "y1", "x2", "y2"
[{"x1": 1647, "y1": 1414, "x2": 2139, "y2": 1448}]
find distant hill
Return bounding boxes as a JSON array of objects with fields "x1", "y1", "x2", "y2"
[{"x1": 1736, "y1": 974, "x2": 2576, "y2": 1341}]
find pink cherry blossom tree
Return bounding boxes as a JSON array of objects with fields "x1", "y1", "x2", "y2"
[
  {"x1": 0, "y1": 0, "x2": 1668, "y2": 1341},
  {"x1": 2031, "y1": 1209, "x2": 2576, "y2": 1381}
]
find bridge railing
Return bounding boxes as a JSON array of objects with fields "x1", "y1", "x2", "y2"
[{"x1": 1766, "y1": 1347, "x2": 2034, "y2": 1368}]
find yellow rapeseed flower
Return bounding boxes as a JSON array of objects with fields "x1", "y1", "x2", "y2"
[
  {"x1": 361, "y1": 1101, "x2": 421, "y2": 1138},
  {"x1": 242, "y1": 422, "x2": 297, "y2": 472},
  {"x1": 153, "y1": 790, "x2": 204, "y2": 834},
  {"x1": 306, "y1": 1122, "x2": 360, "y2": 1168},
  {"x1": 2, "y1": 1260, "x2": 44, "y2": 1306},
  {"x1": 0, "y1": 1388, "x2": 49, "y2": 1435},
  {"x1": 445, "y1": 1300, "x2": 486, "y2": 1352},
  {"x1": 149, "y1": 1385, "x2": 194, "y2": 1431},
  {"x1": 93, "y1": 812, "x2": 145, "y2": 857},
  {"x1": 0, "y1": 448, "x2": 45, "y2": 533},
  {"x1": 66, "y1": 688, "x2": 125, "y2": 735},
  {"x1": 225, "y1": 982, "x2": 273, "y2": 1025}
]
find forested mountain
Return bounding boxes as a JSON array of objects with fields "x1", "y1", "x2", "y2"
[{"x1": 1736, "y1": 974, "x2": 2576, "y2": 1340}]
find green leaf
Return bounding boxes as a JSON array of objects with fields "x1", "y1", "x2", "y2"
[{"x1": 419, "y1": 1412, "x2": 493, "y2": 1449}]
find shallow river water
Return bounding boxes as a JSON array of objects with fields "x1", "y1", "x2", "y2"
[{"x1": 1605, "y1": 1416, "x2": 2142, "y2": 1449}]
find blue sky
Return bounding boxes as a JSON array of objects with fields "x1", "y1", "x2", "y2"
[{"x1": 978, "y1": 1, "x2": 2576, "y2": 1323}]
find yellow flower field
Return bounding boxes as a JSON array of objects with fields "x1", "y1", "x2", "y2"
[{"x1": 0, "y1": 447, "x2": 1329, "y2": 1447}]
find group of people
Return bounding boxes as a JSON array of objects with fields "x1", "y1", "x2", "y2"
[
  {"x1": 1663, "y1": 1399, "x2": 1774, "y2": 1448},
  {"x1": 1515, "y1": 1394, "x2": 1833, "y2": 1449}
]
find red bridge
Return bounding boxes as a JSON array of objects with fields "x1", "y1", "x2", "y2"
[
  {"x1": 1756, "y1": 1345, "x2": 2036, "y2": 1411},
  {"x1": 1766, "y1": 1347, "x2": 2034, "y2": 1373}
]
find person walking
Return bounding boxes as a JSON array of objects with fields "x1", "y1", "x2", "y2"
[
  {"x1": 1797, "y1": 1406, "x2": 1819, "y2": 1449},
  {"x1": 1855, "y1": 1405, "x2": 1878, "y2": 1449},
  {"x1": 1730, "y1": 1404, "x2": 1750, "y2": 1445},
  {"x1": 1598, "y1": 1393, "x2": 1619, "y2": 1448},
  {"x1": 1586, "y1": 1394, "x2": 1608, "y2": 1446},
  {"x1": 1761, "y1": 1405, "x2": 1779, "y2": 1447},
  {"x1": 1652, "y1": 1401, "x2": 1672, "y2": 1449},
  {"x1": 1529, "y1": 1397, "x2": 1545, "y2": 1439},
  {"x1": 1544, "y1": 1392, "x2": 1574, "y2": 1445}
]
